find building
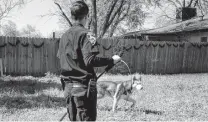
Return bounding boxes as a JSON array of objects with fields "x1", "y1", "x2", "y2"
[{"x1": 122, "y1": 8, "x2": 208, "y2": 42}]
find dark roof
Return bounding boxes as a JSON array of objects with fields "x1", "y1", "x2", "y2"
[{"x1": 123, "y1": 15, "x2": 208, "y2": 36}]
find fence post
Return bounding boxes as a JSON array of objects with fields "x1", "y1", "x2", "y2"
[
  {"x1": 53, "y1": 32, "x2": 55, "y2": 39},
  {"x1": 0, "y1": 58, "x2": 3, "y2": 76}
]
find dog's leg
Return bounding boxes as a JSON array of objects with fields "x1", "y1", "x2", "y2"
[
  {"x1": 112, "y1": 83, "x2": 123, "y2": 112},
  {"x1": 123, "y1": 96, "x2": 136, "y2": 108},
  {"x1": 112, "y1": 95, "x2": 118, "y2": 112}
]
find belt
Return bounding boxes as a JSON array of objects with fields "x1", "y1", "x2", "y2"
[
  {"x1": 68, "y1": 83, "x2": 87, "y2": 88},
  {"x1": 60, "y1": 75, "x2": 88, "y2": 85},
  {"x1": 60, "y1": 75, "x2": 96, "y2": 88}
]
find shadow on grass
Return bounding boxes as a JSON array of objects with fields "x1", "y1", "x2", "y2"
[
  {"x1": 0, "y1": 94, "x2": 66, "y2": 109},
  {"x1": 0, "y1": 78, "x2": 63, "y2": 94},
  {"x1": 141, "y1": 108, "x2": 164, "y2": 115},
  {"x1": 0, "y1": 78, "x2": 66, "y2": 109},
  {"x1": 98, "y1": 106, "x2": 164, "y2": 115}
]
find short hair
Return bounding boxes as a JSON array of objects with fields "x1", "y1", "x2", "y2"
[{"x1": 70, "y1": 1, "x2": 89, "y2": 20}]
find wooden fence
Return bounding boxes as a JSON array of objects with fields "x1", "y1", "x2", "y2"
[
  {"x1": 0, "y1": 36, "x2": 59, "y2": 76},
  {"x1": 0, "y1": 36, "x2": 208, "y2": 76}
]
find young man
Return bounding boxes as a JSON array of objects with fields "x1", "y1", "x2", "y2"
[{"x1": 57, "y1": 1, "x2": 121, "y2": 121}]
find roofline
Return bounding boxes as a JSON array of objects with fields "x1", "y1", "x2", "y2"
[
  {"x1": 141, "y1": 28, "x2": 208, "y2": 35},
  {"x1": 122, "y1": 15, "x2": 208, "y2": 37}
]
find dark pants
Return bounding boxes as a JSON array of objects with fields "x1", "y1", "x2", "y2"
[
  {"x1": 62, "y1": 79, "x2": 97, "y2": 121},
  {"x1": 67, "y1": 92, "x2": 97, "y2": 121}
]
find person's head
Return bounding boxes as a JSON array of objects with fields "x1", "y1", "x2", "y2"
[{"x1": 70, "y1": 1, "x2": 89, "y2": 26}]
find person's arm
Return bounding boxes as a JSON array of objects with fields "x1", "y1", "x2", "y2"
[{"x1": 81, "y1": 32, "x2": 115, "y2": 68}]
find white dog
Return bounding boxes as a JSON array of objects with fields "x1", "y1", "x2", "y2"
[{"x1": 97, "y1": 76, "x2": 143, "y2": 112}]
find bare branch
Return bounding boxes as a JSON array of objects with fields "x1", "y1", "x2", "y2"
[
  {"x1": 175, "y1": 0, "x2": 183, "y2": 7},
  {"x1": 167, "y1": 0, "x2": 180, "y2": 8},
  {"x1": 105, "y1": 0, "x2": 119, "y2": 23},
  {"x1": 108, "y1": 0, "x2": 125, "y2": 26},
  {"x1": 54, "y1": 2, "x2": 72, "y2": 27},
  {"x1": 157, "y1": 5, "x2": 175, "y2": 20},
  {"x1": 99, "y1": 0, "x2": 119, "y2": 38},
  {"x1": 194, "y1": 0, "x2": 198, "y2": 7},
  {"x1": 197, "y1": 0, "x2": 205, "y2": 16},
  {"x1": 0, "y1": 0, "x2": 24, "y2": 20},
  {"x1": 187, "y1": 0, "x2": 194, "y2": 7}
]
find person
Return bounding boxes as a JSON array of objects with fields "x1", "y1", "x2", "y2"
[{"x1": 57, "y1": 1, "x2": 121, "y2": 121}]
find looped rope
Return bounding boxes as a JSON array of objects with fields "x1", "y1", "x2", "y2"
[
  {"x1": 197, "y1": 44, "x2": 202, "y2": 48},
  {"x1": 152, "y1": 43, "x2": 158, "y2": 47},
  {"x1": 166, "y1": 43, "x2": 172, "y2": 47},
  {"x1": 134, "y1": 44, "x2": 144, "y2": 50},
  {"x1": 145, "y1": 42, "x2": 152, "y2": 47},
  {"x1": 179, "y1": 43, "x2": 185, "y2": 47},
  {"x1": 8, "y1": 38, "x2": 20, "y2": 46},
  {"x1": 20, "y1": 38, "x2": 29, "y2": 47},
  {"x1": 159, "y1": 43, "x2": 165, "y2": 48},
  {"x1": 120, "y1": 60, "x2": 133, "y2": 91},
  {"x1": 124, "y1": 45, "x2": 132, "y2": 51},
  {"x1": 0, "y1": 37, "x2": 6, "y2": 47},
  {"x1": 202, "y1": 43, "x2": 208, "y2": 47},
  {"x1": 191, "y1": 42, "x2": 197, "y2": 47},
  {"x1": 0, "y1": 43, "x2": 6, "y2": 47},
  {"x1": 32, "y1": 39, "x2": 44, "y2": 48},
  {"x1": 173, "y1": 43, "x2": 178, "y2": 47},
  {"x1": 102, "y1": 45, "x2": 112, "y2": 50}
]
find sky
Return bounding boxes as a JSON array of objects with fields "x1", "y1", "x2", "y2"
[
  {"x1": 2, "y1": 0, "x2": 60, "y2": 37},
  {"x1": 1, "y1": 0, "x2": 156, "y2": 37}
]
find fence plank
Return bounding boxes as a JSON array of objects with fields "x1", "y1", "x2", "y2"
[
  {"x1": 55, "y1": 39, "x2": 60, "y2": 74},
  {"x1": 202, "y1": 44, "x2": 208, "y2": 72},
  {"x1": 42, "y1": 38, "x2": 47, "y2": 74},
  {"x1": 0, "y1": 36, "x2": 5, "y2": 74},
  {"x1": 3, "y1": 37, "x2": 7, "y2": 74},
  {"x1": 28, "y1": 38, "x2": 33, "y2": 76}
]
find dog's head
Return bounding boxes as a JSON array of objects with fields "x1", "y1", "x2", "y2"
[{"x1": 132, "y1": 76, "x2": 143, "y2": 90}]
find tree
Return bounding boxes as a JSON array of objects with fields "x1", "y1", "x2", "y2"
[
  {"x1": 20, "y1": 25, "x2": 42, "y2": 37},
  {"x1": 147, "y1": 0, "x2": 208, "y2": 27},
  {"x1": 2, "y1": 20, "x2": 20, "y2": 36},
  {"x1": 0, "y1": 0, "x2": 32, "y2": 35},
  {"x1": 54, "y1": 0, "x2": 149, "y2": 38},
  {"x1": 0, "y1": 0, "x2": 31, "y2": 21}
]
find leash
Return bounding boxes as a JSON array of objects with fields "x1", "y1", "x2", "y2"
[
  {"x1": 120, "y1": 60, "x2": 133, "y2": 88},
  {"x1": 119, "y1": 60, "x2": 133, "y2": 107}
]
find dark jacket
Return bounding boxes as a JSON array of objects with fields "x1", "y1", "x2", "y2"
[{"x1": 57, "y1": 24, "x2": 114, "y2": 96}]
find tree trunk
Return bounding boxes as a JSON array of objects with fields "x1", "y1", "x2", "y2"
[
  {"x1": 183, "y1": 0, "x2": 186, "y2": 7},
  {"x1": 99, "y1": 0, "x2": 119, "y2": 38},
  {"x1": 98, "y1": 0, "x2": 126, "y2": 38},
  {"x1": 91, "y1": 0, "x2": 97, "y2": 37},
  {"x1": 109, "y1": 1, "x2": 130, "y2": 37}
]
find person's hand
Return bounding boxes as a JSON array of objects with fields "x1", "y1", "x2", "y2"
[{"x1": 112, "y1": 55, "x2": 121, "y2": 64}]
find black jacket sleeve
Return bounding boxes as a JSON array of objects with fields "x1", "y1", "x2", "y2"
[{"x1": 80, "y1": 33, "x2": 114, "y2": 68}]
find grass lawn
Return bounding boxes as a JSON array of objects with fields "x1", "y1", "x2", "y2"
[{"x1": 1, "y1": 73, "x2": 208, "y2": 121}]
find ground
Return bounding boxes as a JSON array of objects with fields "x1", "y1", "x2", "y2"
[{"x1": 1, "y1": 73, "x2": 208, "y2": 121}]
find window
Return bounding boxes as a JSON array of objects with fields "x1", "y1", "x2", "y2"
[{"x1": 201, "y1": 37, "x2": 207, "y2": 42}]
